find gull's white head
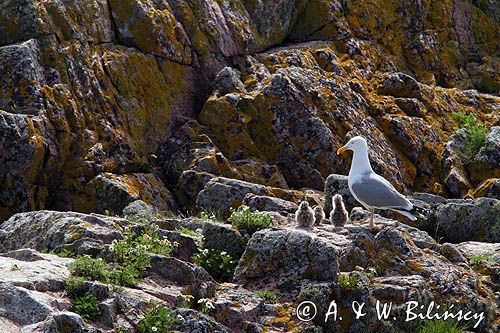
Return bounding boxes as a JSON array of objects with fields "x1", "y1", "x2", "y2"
[{"x1": 336, "y1": 136, "x2": 368, "y2": 155}]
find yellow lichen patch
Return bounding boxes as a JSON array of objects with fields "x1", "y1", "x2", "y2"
[
  {"x1": 266, "y1": 304, "x2": 300, "y2": 332},
  {"x1": 25, "y1": 117, "x2": 45, "y2": 183},
  {"x1": 101, "y1": 46, "x2": 176, "y2": 155},
  {"x1": 472, "y1": 178, "x2": 499, "y2": 199},
  {"x1": 199, "y1": 96, "x2": 264, "y2": 160},
  {"x1": 108, "y1": 0, "x2": 191, "y2": 63}
]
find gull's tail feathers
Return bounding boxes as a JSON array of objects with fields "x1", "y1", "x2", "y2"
[{"x1": 393, "y1": 209, "x2": 417, "y2": 221}]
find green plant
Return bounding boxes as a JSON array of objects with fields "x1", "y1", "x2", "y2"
[
  {"x1": 469, "y1": 254, "x2": 495, "y2": 265},
  {"x1": 197, "y1": 298, "x2": 215, "y2": 315},
  {"x1": 179, "y1": 294, "x2": 194, "y2": 308},
  {"x1": 66, "y1": 276, "x2": 87, "y2": 297},
  {"x1": 73, "y1": 292, "x2": 101, "y2": 321},
  {"x1": 255, "y1": 289, "x2": 278, "y2": 303},
  {"x1": 109, "y1": 265, "x2": 140, "y2": 288},
  {"x1": 177, "y1": 226, "x2": 201, "y2": 238},
  {"x1": 451, "y1": 112, "x2": 488, "y2": 162},
  {"x1": 192, "y1": 248, "x2": 237, "y2": 281},
  {"x1": 58, "y1": 248, "x2": 75, "y2": 258},
  {"x1": 10, "y1": 264, "x2": 20, "y2": 271},
  {"x1": 68, "y1": 256, "x2": 109, "y2": 282},
  {"x1": 337, "y1": 273, "x2": 361, "y2": 292},
  {"x1": 199, "y1": 210, "x2": 219, "y2": 222},
  {"x1": 110, "y1": 224, "x2": 175, "y2": 287},
  {"x1": 418, "y1": 319, "x2": 464, "y2": 333},
  {"x1": 138, "y1": 302, "x2": 176, "y2": 333},
  {"x1": 228, "y1": 205, "x2": 273, "y2": 235}
]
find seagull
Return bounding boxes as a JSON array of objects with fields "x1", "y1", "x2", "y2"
[{"x1": 337, "y1": 136, "x2": 417, "y2": 228}]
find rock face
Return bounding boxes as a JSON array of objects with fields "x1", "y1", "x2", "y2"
[{"x1": 0, "y1": 0, "x2": 499, "y2": 220}]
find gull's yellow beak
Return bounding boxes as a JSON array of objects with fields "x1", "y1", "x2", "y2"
[{"x1": 337, "y1": 145, "x2": 348, "y2": 155}]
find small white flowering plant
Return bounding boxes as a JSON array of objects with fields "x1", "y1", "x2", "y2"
[
  {"x1": 138, "y1": 301, "x2": 176, "y2": 333},
  {"x1": 197, "y1": 298, "x2": 215, "y2": 314}
]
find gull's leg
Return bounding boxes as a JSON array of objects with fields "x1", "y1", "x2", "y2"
[{"x1": 370, "y1": 208, "x2": 374, "y2": 228}]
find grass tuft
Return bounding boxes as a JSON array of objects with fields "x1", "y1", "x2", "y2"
[{"x1": 451, "y1": 112, "x2": 488, "y2": 162}]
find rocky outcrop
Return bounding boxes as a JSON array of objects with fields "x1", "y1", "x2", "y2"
[
  {"x1": 0, "y1": 205, "x2": 498, "y2": 332},
  {"x1": 418, "y1": 197, "x2": 500, "y2": 243},
  {"x1": 232, "y1": 218, "x2": 498, "y2": 332},
  {"x1": 234, "y1": 228, "x2": 341, "y2": 289},
  {"x1": 324, "y1": 174, "x2": 358, "y2": 215},
  {"x1": 0, "y1": 211, "x2": 127, "y2": 255}
]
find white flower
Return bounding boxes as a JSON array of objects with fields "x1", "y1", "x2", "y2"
[
  {"x1": 205, "y1": 301, "x2": 215, "y2": 310},
  {"x1": 151, "y1": 327, "x2": 158, "y2": 332}
]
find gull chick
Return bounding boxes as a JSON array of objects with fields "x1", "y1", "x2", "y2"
[
  {"x1": 313, "y1": 205, "x2": 325, "y2": 226},
  {"x1": 330, "y1": 194, "x2": 349, "y2": 227},
  {"x1": 337, "y1": 136, "x2": 417, "y2": 228},
  {"x1": 295, "y1": 201, "x2": 315, "y2": 228}
]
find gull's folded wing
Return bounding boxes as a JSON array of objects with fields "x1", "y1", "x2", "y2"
[{"x1": 351, "y1": 173, "x2": 412, "y2": 210}]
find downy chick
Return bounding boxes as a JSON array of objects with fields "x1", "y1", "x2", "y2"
[
  {"x1": 313, "y1": 205, "x2": 325, "y2": 226},
  {"x1": 295, "y1": 201, "x2": 315, "y2": 228},
  {"x1": 330, "y1": 194, "x2": 349, "y2": 227}
]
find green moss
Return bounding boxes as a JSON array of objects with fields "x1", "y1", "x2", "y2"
[
  {"x1": 337, "y1": 273, "x2": 361, "y2": 293},
  {"x1": 469, "y1": 254, "x2": 495, "y2": 265}
]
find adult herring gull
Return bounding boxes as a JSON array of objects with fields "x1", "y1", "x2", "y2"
[{"x1": 337, "y1": 136, "x2": 417, "y2": 228}]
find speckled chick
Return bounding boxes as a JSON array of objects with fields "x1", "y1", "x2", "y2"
[
  {"x1": 330, "y1": 194, "x2": 349, "y2": 227},
  {"x1": 295, "y1": 201, "x2": 315, "y2": 228},
  {"x1": 313, "y1": 205, "x2": 325, "y2": 226}
]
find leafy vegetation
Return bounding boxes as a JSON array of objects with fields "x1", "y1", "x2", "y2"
[
  {"x1": 67, "y1": 224, "x2": 175, "y2": 288},
  {"x1": 68, "y1": 256, "x2": 109, "y2": 281},
  {"x1": 199, "y1": 210, "x2": 220, "y2": 222},
  {"x1": 138, "y1": 301, "x2": 176, "y2": 333},
  {"x1": 109, "y1": 265, "x2": 140, "y2": 288},
  {"x1": 73, "y1": 292, "x2": 101, "y2": 321},
  {"x1": 40, "y1": 248, "x2": 74, "y2": 258},
  {"x1": 469, "y1": 254, "x2": 495, "y2": 264},
  {"x1": 418, "y1": 319, "x2": 464, "y2": 333},
  {"x1": 451, "y1": 112, "x2": 488, "y2": 162},
  {"x1": 66, "y1": 276, "x2": 87, "y2": 297},
  {"x1": 255, "y1": 289, "x2": 278, "y2": 303},
  {"x1": 337, "y1": 273, "x2": 361, "y2": 292},
  {"x1": 109, "y1": 224, "x2": 176, "y2": 287},
  {"x1": 228, "y1": 205, "x2": 273, "y2": 235},
  {"x1": 177, "y1": 226, "x2": 201, "y2": 238},
  {"x1": 192, "y1": 248, "x2": 237, "y2": 281}
]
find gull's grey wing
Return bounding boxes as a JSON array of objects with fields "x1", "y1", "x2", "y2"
[{"x1": 351, "y1": 173, "x2": 412, "y2": 210}]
